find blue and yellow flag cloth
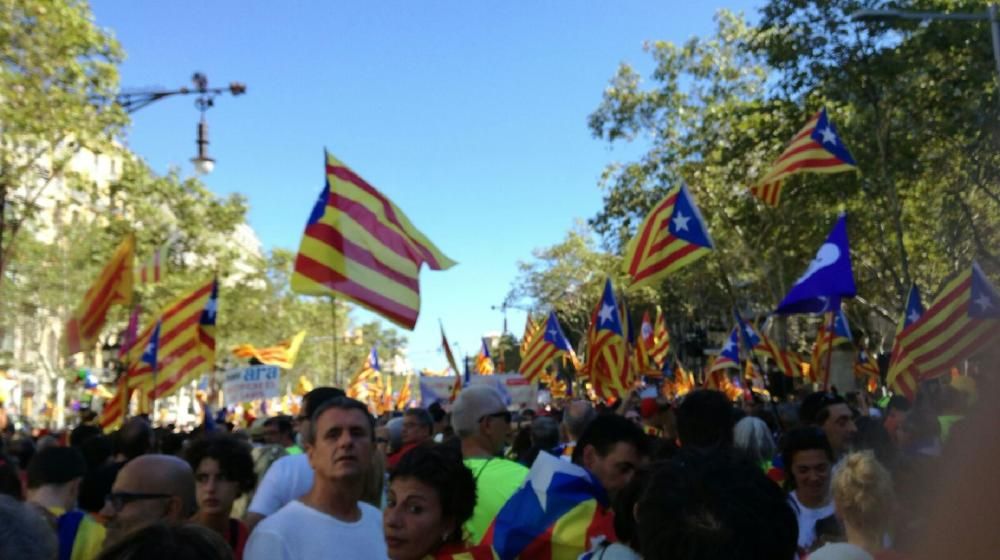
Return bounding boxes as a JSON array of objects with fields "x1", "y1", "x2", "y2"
[{"x1": 483, "y1": 451, "x2": 615, "y2": 560}]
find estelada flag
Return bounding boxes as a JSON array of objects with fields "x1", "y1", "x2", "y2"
[
  {"x1": 623, "y1": 184, "x2": 713, "y2": 289},
  {"x1": 750, "y1": 107, "x2": 857, "y2": 207},
  {"x1": 63, "y1": 234, "x2": 135, "y2": 356},
  {"x1": 291, "y1": 151, "x2": 455, "y2": 330}
]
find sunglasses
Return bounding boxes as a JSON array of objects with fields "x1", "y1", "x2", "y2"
[
  {"x1": 479, "y1": 410, "x2": 512, "y2": 424},
  {"x1": 105, "y1": 492, "x2": 172, "y2": 513}
]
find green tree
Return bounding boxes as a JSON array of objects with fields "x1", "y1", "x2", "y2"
[
  {"x1": 0, "y1": 0, "x2": 126, "y2": 310},
  {"x1": 575, "y1": 3, "x2": 999, "y2": 353}
]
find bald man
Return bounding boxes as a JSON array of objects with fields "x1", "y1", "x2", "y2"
[{"x1": 99, "y1": 454, "x2": 196, "y2": 549}]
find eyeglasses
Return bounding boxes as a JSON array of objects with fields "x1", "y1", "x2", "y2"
[
  {"x1": 479, "y1": 410, "x2": 512, "y2": 424},
  {"x1": 105, "y1": 492, "x2": 172, "y2": 513}
]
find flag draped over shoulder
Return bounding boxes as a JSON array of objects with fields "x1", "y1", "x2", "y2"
[
  {"x1": 521, "y1": 311, "x2": 576, "y2": 383},
  {"x1": 476, "y1": 339, "x2": 495, "y2": 375},
  {"x1": 291, "y1": 151, "x2": 456, "y2": 330},
  {"x1": 124, "y1": 279, "x2": 217, "y2": 401},
  {"x1": 63, "y1": 234, "x2": 135, "y2": 356},
  {"x1": 484, "y1": 451, "x2": 614, "y2": 560},
  {"x1": 232, "y1": 330, "x2": 307, "y2": 370},
  {"x1": 623, "y1": 184, "x2": 714, "y2": 289},
  {"x1": 775, "y1": 213, "x2": 856, "y2": 315},
  {"x1": 750, "y1": 108, "x2": 857, "y2": 207},
  {"x1": 888, "y1": 263, "x2": 1000, "y2": 399},
  {"x1": 584, "y1": 279, "x2": 631, "y2": 402}
]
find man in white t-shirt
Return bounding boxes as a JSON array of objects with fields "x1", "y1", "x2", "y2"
[
  {"x1": 245, "y1": 396, "x2": 387, "y2": 560},
  {"x1": 245, "y1": 387, "x2": 344, "y2": 532}
]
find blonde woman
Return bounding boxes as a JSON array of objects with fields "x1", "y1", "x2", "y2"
[{"x1": 811, "y1": 451, "x2": 906, "y2": 560}]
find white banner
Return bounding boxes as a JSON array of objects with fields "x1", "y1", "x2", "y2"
[
  {"x1": 417, "y1": 373, "x2": 538, "y2": 411},
  {"x1": 223, "y1": 365, "x2": 281, "y2": 406}
]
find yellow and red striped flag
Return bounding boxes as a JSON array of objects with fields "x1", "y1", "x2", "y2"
[
  {"x1": 291, "y1": 151, "x2": 456, "y2": 330},
  {"x1": 735, "y1": 313, "x2": 802, "y2": 379},
  {"x1": 583, "y1": 279, "x2": 631, "y2": 402},
  {"x1": 347, "y1": 346, "x2": 380, "y2": 404},
  {"x1": 520, "y1": 311, "x2": 576, "y2": 383},
  {"x1": 623, "y1": 184, "x2": 714, "y2": 289},
  {"x1": 650, "y1": 307, "x2": 670, "y2": 369},
  {"x1": 98, "y1": 378, "x2": 131, "y2": 432},
  {"x1": 232, "y1": 330, "x2": 307, "y2": 370},
  {"x1": 138, "y1": 245, "x2": 165, "y2": 285},
  {"x1": 63, "y1": 235, "x2": 135, "y2": 356},
  {"x1": 395, "y1": 374, "x2": 412, "y2": 411},
  {"x1": 124, "y1": 279, "x2": 217, "y2": 401},
  {"x1": 750, "y1": 108, "x2": 857, "y2": 207},
  {"x1": 475, "y1": 338, "x2": 495, "y2": 375},
  {"x1": 520, "y1": 312, "x2": 541, "y2": 359},
  {"x1": 888, "y1": 263, "x2": 1000, "y2": 400},
  {"x1": 854, "y1": 350, "x2": 880, "y2": 393}
]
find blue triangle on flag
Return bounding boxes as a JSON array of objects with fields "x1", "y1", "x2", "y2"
[
  {"x1": 809, "y1": 108, "x2": 856, "y2": 165},
  {"x1": 667, "y1": 184, "x2": 714, "y2": 249},
  {"x1": 902, "y1": 284, "x2": 925, "y2": 328},
  {"x1": 775, "y1": 213, "x2": 856, "y2": 315},
  {"x1": 596, "y1": 279, "x2": 624, "y2": 336},
  {"x1": 969, "y1": 262, "x2": 1000, "y2": 319}
]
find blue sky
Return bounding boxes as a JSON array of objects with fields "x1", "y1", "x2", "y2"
[{"x1": 91, "y1": 1, "x2": 760, "y2": 371}]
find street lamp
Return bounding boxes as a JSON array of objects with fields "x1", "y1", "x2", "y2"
[
  {"x1": 116, "y1": 72, "x2": 246, "y2": 175},
  {"x1": 851, "y1": 4, "x2": 1000, "y2": 83}
]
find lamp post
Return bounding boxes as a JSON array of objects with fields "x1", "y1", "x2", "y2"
[
  {"x1": 851, "y1": 4, "x2": 1000, "y2": 83},
  {"x1": 116, "y1": 72, "x2": 246, "y2": 174}
]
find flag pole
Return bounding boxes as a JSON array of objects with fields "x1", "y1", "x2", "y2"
[
  {"x1": 822, "y1": 311, "x2": 835, "y2": 392},
  {"x1": 713, "y1": 252, "x2": 785, "y2": 431},
  {"x1": 331, "y1": 296, "x2": 339, "y2": 388}
]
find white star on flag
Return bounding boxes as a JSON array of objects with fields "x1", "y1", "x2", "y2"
[
  {"x1": 818, "y1": 126, "x2": 837, "y2": 144},
  {"x1": 722, "y1": 338, "x2": 736, "y2": 353},
  {"x1": 672, "y1": 211, "x2": 691, "y2": 232},
  {"x1": 907, "y1": 310, "x2": 921, "y2": 323},
  {"x1": 598, "y1": 304, "x2": 615, "y2": 326},
  {"x1": 974, "y1": 294, "x2": 994, "y2": 311}
]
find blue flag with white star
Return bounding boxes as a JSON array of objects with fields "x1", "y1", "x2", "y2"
[
  {"x1": 141, "y1": 320, "x2": 161, "y2": 370},
  {"x1": 734, "y1": 310, "x2": 762, "y2": 350},
  {"x1": 775, "y1": 213, "x2": 856, "y2": 315},
  {"x1": 901, "y1": 284, "x2": 925, "y2": 330},
  {"x1": 969, "y1": 262, "x2": 1000, "y2": 319},
  {"x1": 709, "y1": 327, "x2": 741, "y2": 372}
]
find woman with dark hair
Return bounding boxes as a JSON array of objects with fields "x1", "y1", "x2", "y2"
[
  {"x1": 383, "y1": 444, "x2": 479, "y2": 560},
  {"x1": 183, "y1": 434, "x2": 256, "y2": 560},
  {"x1": 781, "y1": 427, "x2": 838, "y2": 554}
]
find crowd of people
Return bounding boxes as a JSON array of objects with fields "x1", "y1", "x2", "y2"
[{"x1": 0, "y1": 374, "x2": 992, "y2": 560}]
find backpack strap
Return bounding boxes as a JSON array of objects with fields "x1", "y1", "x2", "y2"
[{"x1": 56, "y1": 510, "x2": 86, "y2": 560}]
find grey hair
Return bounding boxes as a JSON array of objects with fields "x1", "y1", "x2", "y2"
[
  {"x1": 386, "y1": 417, "x2": 404, "y2": 452},
  {"x1": 0, "y1": 495, "x2": 57, "y2": 560},
  {"x1": 562, "y1": 400, "x2": 597, "y2": 440},
  {"x1": 733, "y1": 416, "x2": 777, "y2": 465}
]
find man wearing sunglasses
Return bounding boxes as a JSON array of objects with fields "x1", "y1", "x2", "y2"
[
  {"x1": 98, "y1": 454, "x2": 196, "y2": 549},
  {"x1": 451, "y1": 385, "x2": 527, "y2": 544}
]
